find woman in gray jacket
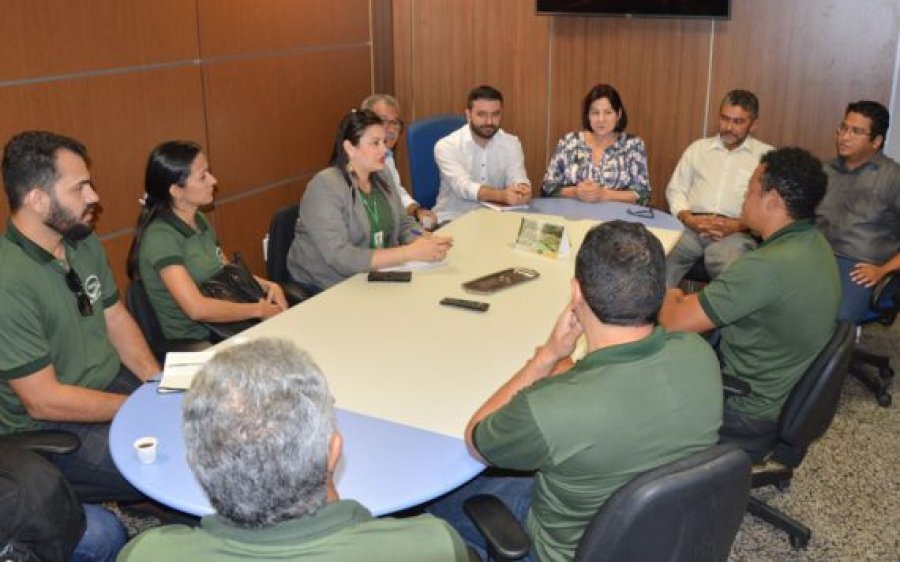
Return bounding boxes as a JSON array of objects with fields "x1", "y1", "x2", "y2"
[{"x1": 287, "y1": 110, "x2": 453, "y2": 293}]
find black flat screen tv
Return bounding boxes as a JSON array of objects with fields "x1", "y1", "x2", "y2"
[{"x1": 537, "y1": 0, "x2": 730, "y2": 19}]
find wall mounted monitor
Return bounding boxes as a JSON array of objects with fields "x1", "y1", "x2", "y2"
[{"x1": 537, "y1": 0, "x2": 731, "y2": 19}]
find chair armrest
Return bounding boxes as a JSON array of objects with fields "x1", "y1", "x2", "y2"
[
  {"x1": 0, "y1": 430, "x2": 80, "y2": 454},
  {"x1": 463, "y1": 494, "x2": 531, "y2": 561},
  {"x1": 723, "y1": 374, "x2": 750, "y2": 397},
  {"x1": 282, "y1": 281, "x2": 310, "y2": 307}
]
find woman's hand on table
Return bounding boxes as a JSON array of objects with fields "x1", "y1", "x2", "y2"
[{"x1": 405, "y1": 234, "x2": 454, "y2": 262}]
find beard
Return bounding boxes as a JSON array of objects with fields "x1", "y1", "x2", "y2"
[
  {"x1": 45, "y1": 195, "x2": 95, "y2": 241},
  {"x1": 470, "y1": 122, "x2": 499, "y2": 141}
]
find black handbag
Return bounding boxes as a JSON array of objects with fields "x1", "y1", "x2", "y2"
[{"x1": 199, "y1": 253, "x2": 265, "y2": 340}]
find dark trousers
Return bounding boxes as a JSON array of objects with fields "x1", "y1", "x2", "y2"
[
  {"x1": 40, "y1": 367, "x2": 145, "y2": 503},
  {"x1": 719, "y1": 404, "x2": 778, "y2": 462}
]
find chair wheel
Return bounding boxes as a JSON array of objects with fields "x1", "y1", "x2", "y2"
[
  {"x1": 789, "y1": 534, "x2": 809, "y2": 549},
  {"x1": 876, "y1": 392, "x2": 892, "y2": 408}
]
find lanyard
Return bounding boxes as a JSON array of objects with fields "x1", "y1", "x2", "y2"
[{"x1": 359, "y1": 188, "x2": 384, "y2": 248}]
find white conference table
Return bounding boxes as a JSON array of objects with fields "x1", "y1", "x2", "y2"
[{"x1": 110, "y1": 202, "x2": 683, "y2": 516}]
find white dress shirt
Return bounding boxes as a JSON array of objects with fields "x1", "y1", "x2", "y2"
[
  {"x1": 433, "y1": 124, "x2": 530, "y2": 222},
  {"x1": 385, "y1": 150, "x2": 417, "y2": 210},
  {"x1": 666, "y1": 135, "x2": 773, "y2": 219}
]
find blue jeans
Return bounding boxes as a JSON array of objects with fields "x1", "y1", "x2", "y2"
[
  {"x1": 69, "y1": 504, "x2": 127, "y2": 562},
  {"x1": 835, "y1": 255, "x2": 874, "y2": 323},
  {"x1": 428, "y1": 474, "x2": 535, "y2": 561}
]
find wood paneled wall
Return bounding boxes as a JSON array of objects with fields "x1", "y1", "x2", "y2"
[
  {"x1": 0, "y1": 0, "x2": 373, "y2": 290},
  {"x1": 391, "y1": 0, "x2": 900, "y2": 209}
]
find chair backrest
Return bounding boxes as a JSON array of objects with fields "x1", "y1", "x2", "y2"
[
  {"x1": 266, "y1": 203, "x2": 299, "y2": 284},
  {"x1": 125, "y1": 280, "x2": 166, "y2": 360},
  {"x1": 406, "y1": 113, "x2": 467, "y2": 209},
  {"x1": 575, "y1": 444, "x2": 751, "y2": 562},
  {"x1": 773, "y1": 320, "x2": 855, "y2": 467}
]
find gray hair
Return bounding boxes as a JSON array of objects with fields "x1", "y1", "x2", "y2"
[
  {"x1": 361, "y1": 93, "x2": 400, "y2": 112},
  {"x1": 182, "y1": 338, "x2": 334, "y2": 528}
]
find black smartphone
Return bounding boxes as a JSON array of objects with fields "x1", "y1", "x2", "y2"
[
  {"x1": 440, "y1": 297, "x2": 490, "y2": 312},
  {"x1": 368, "y1": 270, "x2": 412, "y2": 282}
]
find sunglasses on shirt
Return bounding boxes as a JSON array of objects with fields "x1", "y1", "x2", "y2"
[{"x1": 64, "y1": 267, "x2": 94, "y2": 317}]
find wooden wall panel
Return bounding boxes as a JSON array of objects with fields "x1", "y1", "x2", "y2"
[
  {"x1": 198, "y1": 0, "x2": 369, "y2": 56},
  {"x1": 710, "y1": 0, "x2": 900, "y2": 162},
  {"x1": 203, "y1": 47, "x2": 372, "y2": 195},
  {"x1": 0, "y1": 1, "x2": 198, "y2": 81},
  {"x1": 392, "y1": 0, "x2": 551, "y2": 194},
  {"x1": 101, "y1": 234, "x2": 137, "y2": 298},
  {"x1": 550, "y1": 17, "x2": 711, "y2": 207},
  {"x1": 214, "y1": 180, "x2": 308, "y2": 274},
  {"x1": 0, "y1": 66, "x2": 208, "y2": 235},
  {"x1": 1, "y1": 1, "x2": 373, "y2": 284},
  {"x1": 391, "y1": 0, "x2": 900, "y2": 212}
]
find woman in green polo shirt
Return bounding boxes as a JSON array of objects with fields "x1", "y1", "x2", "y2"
[
  {"x1": 286, "y1": 110, "x2": 453, "y2": 293},
  {"x1": 126, "y1": 141, "x2": 287, "y2": 343}
]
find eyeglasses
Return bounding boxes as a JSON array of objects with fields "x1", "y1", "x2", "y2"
[
  {"x1": 64, "y1": 267, "x2": 94, "y2": 317},
  {"x1": 836, "y1": 123, "x2": 871, "y2": 137},
  {"x1": 626, "y1": 206, "x2": 655, "y2": 219},
  {"x1": 379, "y1": 117, "x2": 404, "y2": 129}
]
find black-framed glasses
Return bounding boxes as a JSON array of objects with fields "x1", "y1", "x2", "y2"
[
  {"x1": 64, "y1": 267, "x2": 94, "y2": 317},
  {"x1": 626, "y1": 206, "x2": 655, "y2": 219}
]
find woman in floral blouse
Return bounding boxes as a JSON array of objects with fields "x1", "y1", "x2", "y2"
[{"x1": 542, "y1": 84, "x2": 650, "y2": 205}]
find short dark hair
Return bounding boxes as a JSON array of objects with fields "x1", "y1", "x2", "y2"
[
  {"x1": 758, "y1": 147, "x2": 827, "y2": 220},
  {"x1": 467, "y1": 85, "x2": 503, "y2": 109},
  {"x1": 846, "y1": 100, "x2": 890, "y2": 144},
  {"x1": 582, "y1": 84, "x2": 628, "y2": 132},
  {"x1": 721, "y1": 89, "x2": 759, "y2": 120},
  {"x1": 575, "y1": 221, "x2": 665, "y2": 326},
  {"x1": 2, "y1": 130, "x2": 87, "y2": 211}
]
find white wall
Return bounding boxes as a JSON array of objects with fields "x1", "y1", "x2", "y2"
[{"x1": 886, "y1": 28, "x2": 900, "y2": 159}]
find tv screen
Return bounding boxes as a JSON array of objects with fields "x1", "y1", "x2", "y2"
[{"x1": 537, "y1": 0, "x2": 730, "y2": 18}]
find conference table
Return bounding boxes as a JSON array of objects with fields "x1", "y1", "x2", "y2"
[{"x1": 110, "y1": 200, "x2": 683, "y2": 517}]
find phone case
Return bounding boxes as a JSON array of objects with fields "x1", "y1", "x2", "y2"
[{"x1": 462, "y1": 267, "x2": 539, "y2": 294}]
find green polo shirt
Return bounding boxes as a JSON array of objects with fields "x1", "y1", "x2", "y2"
[
  {"x1": 474, "y1": 328, "x2": 722, "y2": 562},
  {"x1": 0, "y1": 223, "x2": 120, "y2": 433},
  {"x1": 119, "y1": 499, "x2": 468, "y2": 561},
  {"x1": 699, "y1": 219, "x2": 840, "y2": 421},
  {"x1": 138, "y1": 211, "x2": 223, "y2": 341}
]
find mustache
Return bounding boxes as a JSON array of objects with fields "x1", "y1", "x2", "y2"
[{"x1": 82, "y1": 204, "x2": 99, "y2": 218}]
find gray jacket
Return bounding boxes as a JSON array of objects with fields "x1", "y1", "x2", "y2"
[{"x1": 287, "y1": 167, "x2": 420, "y2": 290}]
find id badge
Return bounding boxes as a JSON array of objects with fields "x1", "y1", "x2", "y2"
[{"x1": 373, "y1": 231, "x2": 385, "y2": 248}]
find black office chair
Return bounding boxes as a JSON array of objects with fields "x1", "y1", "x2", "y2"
[
  {"x1": 125, "y1": 280, "x2": 211, "y2": 363},
  {"x1": 723, "y1": 320, "x2": 855, "y2": 549},
  {"x1": 463, "y1": 444, "x2": 752, "y2": 561},
  {"x1": 265, "y1": 203, "x2": 309, "y2": 306},
  {"x1": 848, "y1": 273, "x2": 898, "y2": 407},
  {"x1": 0, "y1": 431, "x2": 85, "y2": 562}
]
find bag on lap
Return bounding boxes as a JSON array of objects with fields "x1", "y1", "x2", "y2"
[{"x1": 199, "y1": 252, "x2": 266, "y2": 340}]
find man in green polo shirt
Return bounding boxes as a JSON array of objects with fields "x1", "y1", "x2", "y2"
[
  {"x1": 429, "y1": 221, "x2": 723, "y2": 562},
  {"x1": 0, "y1": 131, "x2": 159, "y2": 503},
  {"x1": 661, "y1": 147, "x2": 840, "y2": 456},
  {"x1": 120, "y1": 338, "x2": 468, "y2": 561}
]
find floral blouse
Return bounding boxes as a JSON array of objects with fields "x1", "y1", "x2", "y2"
[{"x1": 541, "y1": 131, "x2": 650, "y2": 205}]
